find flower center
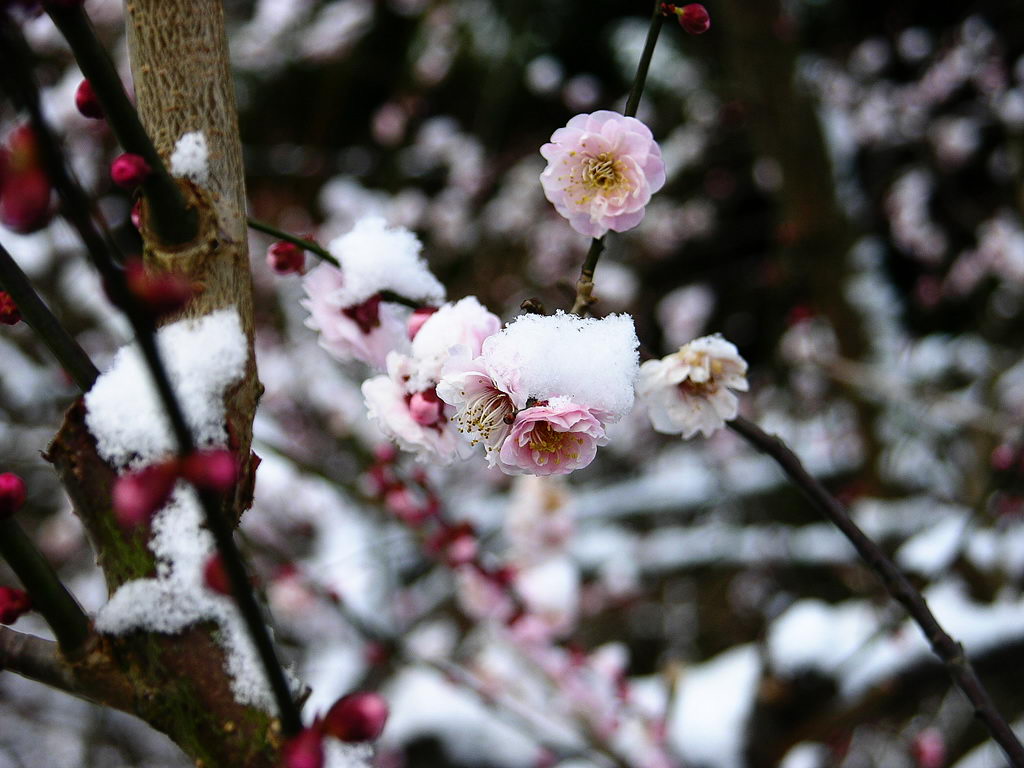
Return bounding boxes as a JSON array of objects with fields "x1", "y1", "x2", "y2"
[
  {"x1": 456, "y1": 387, "x2": 515, "y2": 450},
  {"x1": 581, "y1": 153, "x2": 622, "y2": 190},
  {"x1": 528, "y1": 422, "x2": 564, "y2": 454},
  {"x1": 342, "y1": 293, "x2": 382, "y2": 334}
]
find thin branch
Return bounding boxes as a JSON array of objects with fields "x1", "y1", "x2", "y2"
[
  {"x1": 0, "y1": 626, "x2": 79, "y2": 695},
  {"x1": 0, "y1": 518, "x2": 91, "y2": 654},
  {"x1": 0, "y1": 17, "x2": 303, "y2": 737},
  {"x1": 729, "y1": 415, "x2": 1024, "y2": 767},
  {"x1": 0, "y1": 242, "x2": 99, "y2": 392},
  {"x1": 41, "y1": 4, "x2": 198, "y2": 245}
]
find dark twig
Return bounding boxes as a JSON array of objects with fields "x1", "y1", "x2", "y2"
[
  {"x1": 729, "y1": 415, "x2": 1024, "y2": 767},
  {"x1": 42, "y1": 4, "x2": 198, "y2": 245},
  {"x1": 0, "y1": 243, "x2": 99, "y2": 392},
  {"x1": 571, "y1": 0, "x2": 663, "y2": 316},
  {"x1": 1, "y1": 17, "x2": 303, "y2": 736},
  {"x1": 0, "y1": 518, "x2": 91, "y2": 654}
]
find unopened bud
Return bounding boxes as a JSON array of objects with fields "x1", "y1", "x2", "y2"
[
  {"x1": 203, "y1": 553, "x2": 232, "y2": 596},
  {"x1": 911, "y1": 728, "x2": 946, "y2": 768},
  {"x1": 1, "y1": 167, "x2": 53, "y2": 234},
  {"x1": 110, "y1": 153, "x2": 151, "y2": 188},
  {"x1": 676, "y1": 3, "x2": 710, "y2": 34},
  {"x1": 181, "y1": 450, "x2": 237, "y2": 493},
  {"x1": 0, "y1": 292, "x2": 21, "y2": 325},
  {"x1": 408, "y1": 389, "x2": 443, "y2": 426},
  {"x1": 75, "y1": 79, "x2": 104, "y2": 119},
  {"x1": 322, "y1": 692, "x2": 389, "y2": 743},
  {"x1": 407, "y1": 306, "x2": 438, "y2": 340},
  {"x1": 0, "y1": 473, "x2": 27, "y2": 518},
  {"x1": 266, "y1": 241, "x2": 306, "y2": 275},
  {"x1": 112, "y1": 462, "x2": 179, "y2": 528},
  {"x1": 124, "y1": 259, "x2": 194, "y2": 317},
  {"x1": 280, "y1": 727, "x2": 324, "y2": 768},
  {"x1": 0, "y1": 586, "x2": 32, "y2": 625},
  {"x1": 384, "y1": 487, "x2": 431, "y2": 526}
]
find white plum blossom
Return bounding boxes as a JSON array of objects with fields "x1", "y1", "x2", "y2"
[{"x1": 637, "y1": 334, "x2": 749, "y2": 439}]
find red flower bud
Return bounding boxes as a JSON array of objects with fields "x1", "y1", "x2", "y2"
[
  {"x1": 0, "y1": 473, "x2": 27, "y2": 518},
  {"x1": 322, "y1": 692, "x2": 389, "y2": 743},
  {"x1": 373, "y1": 444, "x2": 398, "y2": 464},
  {"x1": 1, "y1": 167, "x2": 53, "y2": 234},
  {"x1": 112, "y1": 461, "x2": 179, "y2": 528},
  {"x1": 75, "y1": 79, "x2": 104, "y2": 119},
  {"x1": 676, "y1": 3, "x2": 710, "y2": 34},
  {"x1": 342, "y1": 294, "x2": 382, "y2": 335},
  {"x1": 203, "y1": 553, "x2": 232, "y2": 596},
  {"x1": 407, "y1": 306, "x2": 438, "y2": 340},
  {"x1": 110, "y1": 153, "x2": 151, "y2": 188},
  {"x1": 0, "y1": 586, "x2": 32, "y2": 625},
  {"x1": 280, "y1": 727, "x2": 324, "y2": 768},
  {"x1": 0, "y1": 291, "x2": 21, "y2": 325},
  {"x1": 384, "y1": 487, "x2": 432, "y2": 526},
  {"x1": 408, "y1": 389, "x2": 443, "y2": 427},
  {"x1": 123, "y1": 259, "x2": 194, "y2": 318},
  {"x1": 266, "y1": 241, "x2": 306, "y2": 275},
  {"x1": 181, "y1": 449, "x2": 237, "y2": 493}
]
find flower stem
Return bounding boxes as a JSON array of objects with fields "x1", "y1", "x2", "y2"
[
  {"x1": 728, "y1": 415, "x2": 1024, "y2": 768},
  {"x1": 0, "y1": 518, "x2": 91, "y2": 654},
  {"x1": 42, "y1": 4, "x2": 198, "y2": 246},
  {"x1": 571, "y1": 0, "x2": 663, "y2": 316},
  {"x1": 246, "y1": 217, "x2": 338, "y2": 266},
  {"x1": 0, "y1": 243, "x2": 99, "y2": 392},
  {"x1": 1, "y1": 16, "x2": 303, "y2": 737}
]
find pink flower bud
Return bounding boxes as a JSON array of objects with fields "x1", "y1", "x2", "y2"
[
  {"x1": 0, "y1": 586, "x2": 32, "y2": 625},
  {"x1": 280, "y1": 727, "x2": 324, "y2": 768},
  {"x1": 0, "y1": 472, "x2": 27, "y2": 518},
  {"x1": 110, "y1": 153, "x2": 151, "y2": 188},
  {"x1": 384, "y1": 487, "x2": 431, "y2": 526},
  {"x1": 911, "y1": 728, "x2": 946, "y2": 768},
  {"x1": 203, "y1": 553, "x2": 232, "y2": 596},
  {"x1": 445, "y1": 531, "x2": 478, "y2": 567},
  {"x1": 112, "y1": 462, "x2": 179, "y2": 528},
  {"x1": 407, "y1": 306, "x2": 438, "y2": 340},
  {"x1": 0, "y1": 167, "x2": 53, "y2": 234},
  {"x1": 408, "y1": 389, "x2": 443, "y2": 427},
  {"x1": 373, "y1": 444, "x2": 398, "y2": 464},
  {"x1": 266, "y1": 241, "x2": 306, "y2": 275},
  {"x1": 322, "y1": 692, "x2": 389, "y2": 743},
  {"x1": 181, "y1": 450, "x2": 237, "y2": 493},
  {"x1": 74, "y1": 79, "x2": 103, "y2": 119},
  {"x1": 0, "y1": 291, "x2": 21, "y2": 325},
  {"x1": 676, "y1": 3, "x2": 710, "y2": 34},
  {"x1": 123, "y1": 259, "x2": 194, "y2": 318}
]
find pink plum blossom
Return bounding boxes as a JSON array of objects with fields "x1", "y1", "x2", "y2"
[
  {"x1": 302, "y1": 262, "x2": 409, "y2": 370},
  {"x1": 497, "y1": 397, "x2": 608, "y2": 476},
  {"x1": 637, "y1": 334, "x2": 749, "y2": 439},
  {"x1": 540, "y1": 110, "x2": 665, "y2": 238}
]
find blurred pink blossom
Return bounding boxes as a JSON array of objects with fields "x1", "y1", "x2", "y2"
[{"x1": 540, "y1": 110, "x2": 665, "y2": 238}]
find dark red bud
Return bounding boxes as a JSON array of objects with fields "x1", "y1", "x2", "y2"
[
  {"x1": 322, "y1": 692, "x2": 389, "y2": 743},
  {"x1": 266, "y1": 241, "x2": 306, "y2": 275},
  {"x1": 407, "y1": 306, "x2": 438, "y2": 340},
  {"x1": 342, "y1": 294, "x2": 382, "y2": 335},
  {"x1": 181, "y1": 450, "x2": 238, "y2": 493},
  {"x1": 280, "y1": 727, "x2": 324, "y2": 768},
  {"x1": 123, "y1": 259, "x2": 195, "y2": 318},
  {"x1": 110, "y1": 153, "x2": 151, "y2": 188},
  {"x1": 0, "y1": 472, "x2": 27, "y2": 517},
  {"x1": 0, "y1": 292, "x2": 21, "y2": 325},
  {"x1": 75, "y1": 79, "x2": 104, "y2": 119},
  {"x1": 0, "y1": 586, "x2": 32, "y2": 625},
  {"x1": 677, "y1": 3, "x2": 710, "y2": 34},
  {"x1": 203, "y1": 553, "x2": 232, "y2": 596},
  {"x1": 112, "y1": 462, "x2": 179, "y2": 528},
  {"x1": 0, "y1": 167, "x2": 53, "y2": 233}
]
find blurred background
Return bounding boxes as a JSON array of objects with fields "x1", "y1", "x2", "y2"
[{"x1": 2, "y1": 0, "x2": 1024, "y2": 766}]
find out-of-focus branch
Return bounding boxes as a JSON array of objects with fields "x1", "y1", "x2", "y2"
[
  {"x1": 729, "y1": 415, "x2": 1024, "y2": 767},
  {"x1": 42, "y1": 4, "x2": 198, "y2": 246},
  {"x1": 0, "y1": 243, "x2": 99, "y2": 392},
  {"x1": 0, "y1": 627, "x2": 79, "y2": 694},
  {"x1": 0, "y1": 518, "x2": 90, "y2": 654}
]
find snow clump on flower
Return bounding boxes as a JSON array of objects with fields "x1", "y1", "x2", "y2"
[
  {"x1": 302, "y1": 217, "x2": 445, "y2": 370},
  {"x1": 637, "y1": 334, "x2": 749, "y2": 439},
  {"x1": 362, "y1": 296, "x2": 501, "y2": 463},
  {"x1": 438, "y1": 311, "x2": 639, "y2": 475},
  {"x1": 540, "y1": 110, "x2": 666, "y2": 238}
]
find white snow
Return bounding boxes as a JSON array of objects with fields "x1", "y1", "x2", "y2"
[
  {"x1": 482, "y1": 311, "x2": 639, "y2": 422},
  {"x1": 326, "y1": 216, "x2": 446, "y2": 306},
  {"x1": 84, "y1": 309, "x2": 247, "y2": 469},
  {"x1": 169, "y1": 131, "x2": 210, "y2": 185},
  {"x1": 895, "y1": 513, "x2": 967, "y2": 575}
]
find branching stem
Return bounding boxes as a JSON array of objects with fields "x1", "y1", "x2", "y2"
[{"x1": 729, "y1": 415, "x2": 1024, "y2": 767}]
